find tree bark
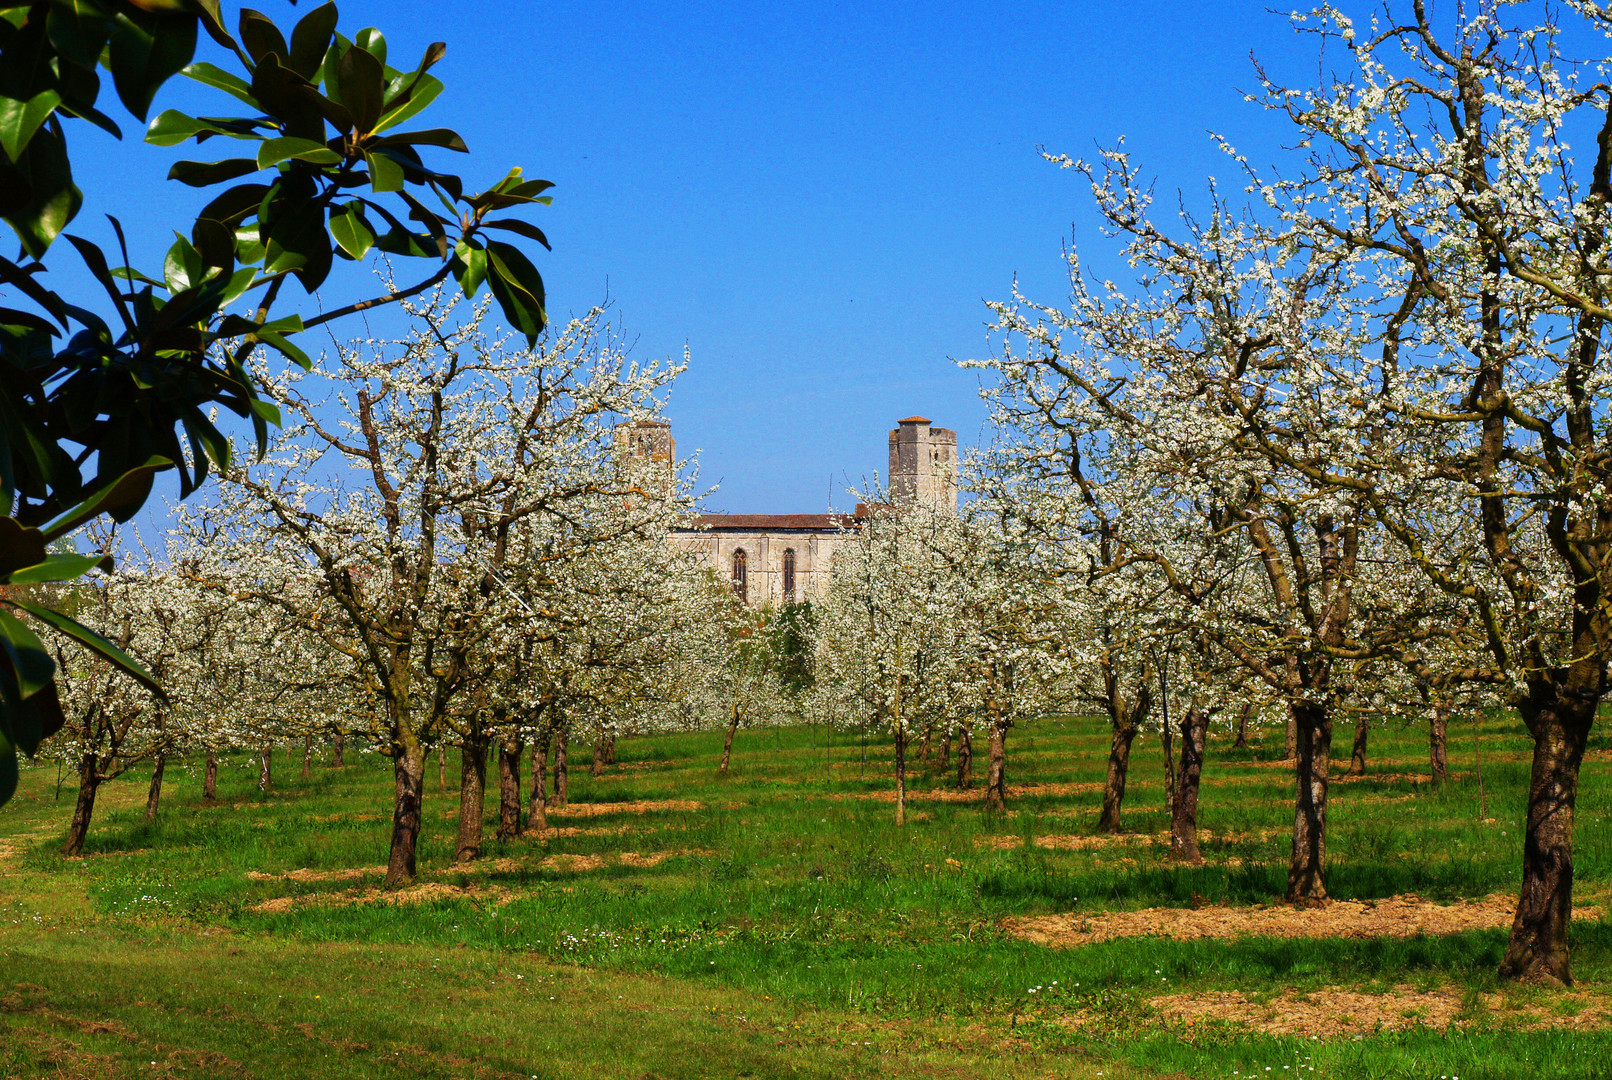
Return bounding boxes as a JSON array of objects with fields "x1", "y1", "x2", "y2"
[
  {"x1": 1286, "y1": 702, "x2": 1333, "y2": 904},
  {"x1": 528, "y1": 733, "x2": 550, "y2": 832},
  {"x1": 332, "y1": 730, "x2": 345, "y2": 768},
  {"x1": 916, "y1": 721, "x2": 933, "y2": 763},
  {"x1": 937, "y1": 731, "x2": 951, "y2": 772},
  {"x1": 144, "y1": 755, "x2": 166, "y2": 822},
  {"x1": 1098, "y1": 721, "x2": 1139, "y2": 834},
  {"x1": 602, "y1": 734, "x2": 616, "y2": 765},
  {"x1": 497, "y1": 737, "x2": 523, "y2": 840},
  {"x1": 553, "y1": 729, "x2": 569, "y2": 806},
  {"x1": 455, "y1": 736, "x2": 487, "y2": 862},
  {"x1": 203, "y1": 752, "x2": 218, "y2": 802},
  {"x1": 1233, "y1": 703, "x2": 1251, "y2": 749},
  {"x1": 384, "y1": 742, "x2": 427, "y2": 888},
  {"x1": 301, "y1": 734, "x2": 313, "y2": 780},
  {"x1": 1347, "y1": 713, "x2": 1369, "y2": 777},
  {"x1": 1499, "y1": 691, "x2": 1597, "y2": 986},
  {"x1": 62, "y1": 752, "x2": 100, "y2": 856},
  {"x1": 1429, "y1": 706, "x2": 1449, "y2": 785},
  {"x1": 1160, "y1": 723, "x2": 1176, "y2": 813},
  {"x1": 590, "y1": 735, "x2": 606, "y2": 778},
  {"x1": 983, "y1": 724, "x2": 1009, "y2": 813},
  {"x1": 719, "y1": 705, "x2": 740, "y2": 773},
  {"x1": 954, "y1": 727, "x2": 972, "y2": 789},
  {"x1": 437, "y1": 746, "x2": 448, "y2": 793},
  {"x1": 1170, "y1": 707, "x2": 1207, "y2": 865},
  {"x1": 894, "y1": 728, "x2": 908, "y2": 827},
  {"x1": 258, "y1": 745, "x2": 272, "y2": 790},
  {"x1": 1283, "y1": 712, "x2": 1298, "y2": 761}
]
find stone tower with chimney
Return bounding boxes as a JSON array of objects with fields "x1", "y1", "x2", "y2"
[{"x1": 888, "y1": 416, "x2": 957, "y2": 510}]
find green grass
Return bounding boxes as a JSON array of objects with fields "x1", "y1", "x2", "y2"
[{"x1": 4, "y1": 715, "x2": 1612, "y2": 1078}]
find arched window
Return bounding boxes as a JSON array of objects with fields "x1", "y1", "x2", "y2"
[
  {"x1": 731, "y1": 548, "x2": 748, "y2": 604},
  {"x1": 782, "y1": 548, "x2": 796, "y2": 604}
]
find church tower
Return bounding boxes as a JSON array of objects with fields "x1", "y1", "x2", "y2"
[
  {"x1": 888, "y1": 417, "x2": 957, "y2": 510},
  {"x1": 615, "y1": 419, "x2": 676, "y2": 494}
]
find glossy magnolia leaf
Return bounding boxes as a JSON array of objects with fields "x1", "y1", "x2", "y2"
[
  {"x1": 355, "y1": 26, "x2": 387, "y2": 65},
  {"x1": 371, "y1": 128, "x2": 467, "y2": 153},
  {"x1": 181, "y1": 62, "x2": 260, "y2": 108},
  {"x1": 374, "y1": 73, "x2": 442, "y2": 133},
  {"x1": 145, "y1": 109, "x2": 262, "y2": 147},
  {"x1": 108, "y1": 6, "x2": 199, "y2": 121},
  {"x1": 364, "y1": 148, "x2": 403, "y2": 192},
  {"x1": 256, "y1": 328, "x2": 311, "y2": 368},
  {"x1": 329, "y1": 203, "x2": 375, "y2": 259},
  {"x1": 256, "y1": 137, "x2": 341, "y2": 169},
  {"x1": 482, "y1": 218, "x2": 551, "y2": 251},
  {"x1": 6, "y1": 552, "x2": 113, "y2": 586},
  {"x1": 0, "y1": 517, "x2": 48, "y2": 577},
  {"x1": 288, "y1": 2, "x2": 339, "y2": 79},
  {"x1": 0, "y1": 90, "x2": 64, "y2": 164},
  {"x1": 4, "y1": 122, "x2": 82, "y2": 259},
  {"x1": 45, "y1": 1, "x2": 118, "y2": 69},
  {"x1": 163, "y1": 233, "x2": 209, "y2": 293},
  {"x1": 40, "y1": 457, "x2": 170, "y2": 541},
  {"x1": 168, "y1": 157, "x2": 259, "y2": 187},
  {"x1": 0, "y1": 610, "x2": 52, "y2": 700},
  {"x1": 238, "y1": 8, "x2": 291, "y2": 66},
  {"x1": 8, "y1": 598, "x2": 164, "y2": 700},
  {"x1": 337, "y1": 40, "x2": 386, "y2": 133},
  {"x1": 451, "y1": 239, "x2": 486, "y2": 297},
  {"x1": 485, "y1": 240, "x2": 547, "y2": 344}
]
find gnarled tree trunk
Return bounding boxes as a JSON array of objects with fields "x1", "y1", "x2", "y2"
[
  {"x1": 553, "y1": 729, "x2": 569, "y2": 806},
  {"x1": 1500, "y1": 690, "x2": 1597, "y2": 986},
  {"x1": 954, "y1": 727, "x2": 972, "y2": 789},
  {"x1": 983, "y1": 722, "x2": 1009, "y2": 813},
  {"x1": 62, "y1": 752, "x2": 100, "y2": 856},
  {"x1": 1233, "y1": 702, "x2": 1251, "y2": 749},
  {"x1": 1347, "y1": 713, "x2": 1369, "y2": 777},
  {"x1": 528, "y1": 733, "x2": 550, "y2": 832},
  {"x1": 1287, "y1": 702, "x2": 1333, "y2": 905},
  {"x1": 384, "y1": 741, "x2": 427, "y2": 888},
  {"x1": 203, "y1": 752, "x2": 218, "y2": 802},
  {"x1": 144, "y1": 756, "x2": 166, "y2": 822},
  {"x1": 455, "y1": 736, "x2": 487, "y2": 862},
  {"x1": 332, "y1": 730, "x2": 346, "y2": 768},
  {"x1": 719, "y1": 706, "x2": 741, "y2": 773},
  {"x1": 497, "y1": 737, "x2": 523, "y2": 839},
  {"x1": 1098, "y1": 721, "x2": 1138, "y2": 834},
  {"x1": 1170, "y1": 707, "x2": 1207, "y2": 865},
  {"x1": 1429, "y1": 706, "x2": 1449, "y2": 785},
  {"x1": 894, "y1": 728, "x2": 908, "y2": 827},
  {"x1": 301, "y1": 735, "x2": 313, "y2": 780}
]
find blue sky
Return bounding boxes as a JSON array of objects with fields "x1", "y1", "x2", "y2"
[{"x1": 64, "y1": 1, "x2": 1316, "y2": 516}]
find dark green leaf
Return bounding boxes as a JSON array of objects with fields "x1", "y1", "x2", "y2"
[
  {"x1": 364, "y1": 147, "x2": 403, "y2": 192},
  {"x1": 0, "y1": 90, "x2": 63, "y2": 163},
  {"x1": 256, "y1": 328, "x2": 310, "y2": 368},
  {"x1": 288, "y1": 2, "x2": 338, "y2": 78},
  {"x1": 163, "y1": 233, "x2": 209, "y2": 293},
  {"x1": 168, "y1": 157, "x2": 259, "y2": 186},
  {"x1": 451, "y1": 239, "x2": 486, "y2": 297},
  {"x1": 481, "y1": 218, "x2": 551, "y2": 250},
  {"x1": 337, "y1": 40, "x2": 385, "y2": 132},
  {"x1": 0, "y1": 610, "x2": 52, "y2": 698},
  {"x1": 10, "y1": 598, "x2": 164, "y2": 700},
  {"x1": 371, "y1": 127, "x2": 467, "y2": 152},
  {"x1": 0, "y1": 729, "x2": 16, "y2": 807},
  {"x1": 7, "y1": 553, "x2": 112, "y2": 585},
  {"x1": 40, "y1": 457, "x2": 170, "y2": 540},
  {"x1": 191, "y1": 218, "x2": 235, "y2": 270},
  {"x1": 3, "y1": 122, "x2": 81, "y2": 259},
  {"x1": 238, "y1": 8, "x2": 289, "y2": 64},
  {"x1": 355, "y1": 26, "x2": 387, "y2": 65},
  {"x1": 0, "y1": 516, "x2": 47, "y2": 577},
  {"x1": 46, "y1": 2, "x2": 116, "y2": 68},
  {"x1": 256, "y1": 136, "x2": 340, "y2": 168},
  {"x1": 329, "y1": 202, "x2": 375, "y2": 259},
  {"x1": 485, "y1": 240, "x2": 547, "y2": 344},
  {"x1": 374, "y1": 72, "x2": 442, "y2": 133},
  {"x1": 181, "y1": 61, "x2": 259, "y2": 107},
  {"x1": 108, "y1": 7, "x2": 198, "y2": 121}
]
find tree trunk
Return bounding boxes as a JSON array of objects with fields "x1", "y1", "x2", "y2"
[
  {"x1": 1500, "y1": 692, "x2": 1597, "y2": 986},
  {"x1": 301, "y1": 735, "x2": 313, "y2": 780},
  {"x1": 258, "y1": 745, "x2": 272, "y2": 790},
  {"x1": 954, "y1": 727, "x2": 972, "y2": 789},
  {"x1": 553, "y1": 729, "x2": 569, "y2": 806},
  {"x1": 62, "y1": 752, "x2": 100, "y2": 856},
  {"x1": 1283, "y1": 712, "x2": 1298, "y2": 761},
  {"x1": 1347, "y1": 713, "x2": 1369, "y2": 777},
  {"x1": 937, "y1": 731, "x2": 951, "y2": 773},
  {"x1": 894, "y1": 728, "x2": 907, "y2": 827},
  {"x1": 1233, "y1": 703, "x2": 1251, "y2": 749},
  {"x1": 1170, "y1": 707, "x2": 1207, "y2": 865},
  {"x1": 916, "y1": 721, "x2": 933, "y2": 763},
  {"x1": 528, "y1": 734, "x2": 550, "y2": 832},
  {"x1": 144, "y1": 755, "x2": 166, "y2": 822},
  {"x1": 590, "y1": 734, "x2": 606, "y2": 778},
  {"x1": 203, "y1": 752, "x2": 218, "y2": 802},
  {"x1": 455, "y1": 737, "x2": 487, "y2": 862},
  {"x1": 1098, "y1": 721, "x2": 1139, "y2": 834},
  {"x1": 719, "y1": 705, "x2": 740, "y2": 773},
  {"x1": 497, "y1": 737, "x2": 523, "y2": 840},
  {"x1": 602, "y1": 734, "x2": 616, "y2": 765},
  {"x1": 1429, "y1": 706, "x2": 1449, "y2": 785},
  {"x1": 384, "y1": 742, "x2": 427, "y2": 888},
  {"x1": 1286, "y1": 702, "x2": 1334, "y2": 905},
  {"x1": 983, "y1": 724, "x2": 1008, "y2": 813},
  {"x1": 437, "y1": 746, "x2": 448, "y2": 793},
  {"x1": 332, "y1": 730, "x2": 345, "y2": 768}
]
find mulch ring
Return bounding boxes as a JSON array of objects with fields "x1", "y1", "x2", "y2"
[
  {"x1": 1004, "y1": 892, "x2": 1594, "y2": 946},
  {"x1": 1092, "y1": 984, "x2": 1612, "y2": 1037}
]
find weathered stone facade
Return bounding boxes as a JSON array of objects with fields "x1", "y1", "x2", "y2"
[{"x1": 619, "y1": 416, "x2": 956, "y2": 608}]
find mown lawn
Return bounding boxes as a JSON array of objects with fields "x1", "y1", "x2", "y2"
[{"x1": 5, "y1": 714, "x2": 1612, "y2": 1078}]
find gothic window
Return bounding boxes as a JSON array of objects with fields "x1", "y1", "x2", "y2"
[
  {"x1": 782, "y1": 548, "x2": 796, "y2": 603},
  {"x1": 731, "y1": 548, "x2": 748, "y2": 604}
]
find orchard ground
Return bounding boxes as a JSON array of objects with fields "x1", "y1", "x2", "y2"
[{"x1": 6, "y1": 718, "x2": 1612, "y2": 1079}]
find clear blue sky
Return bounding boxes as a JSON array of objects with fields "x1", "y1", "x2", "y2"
[{"x1": 64, "y1": 1, "x2": 1315, "y2": 516}]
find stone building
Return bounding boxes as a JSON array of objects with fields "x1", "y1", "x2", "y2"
[{"x1": 619, "y1": 416, "x2": 957, "y2": 608}]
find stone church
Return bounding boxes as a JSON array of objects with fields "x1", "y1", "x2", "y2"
[{"x1": 618, "y1": 416, "x2": 958, "y2": 607}]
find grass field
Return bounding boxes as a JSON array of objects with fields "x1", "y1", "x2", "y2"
[{"x1": 5, "y1": 714, "x2": 1612, "y2": 1079}]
